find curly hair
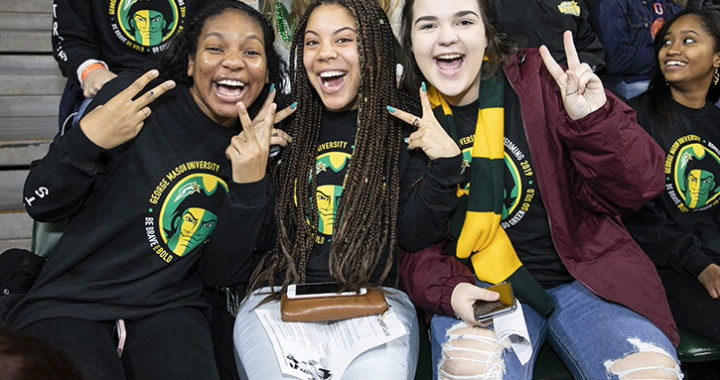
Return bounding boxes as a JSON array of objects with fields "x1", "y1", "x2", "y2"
[
  {"x1": 250, "y1": 0, "x2": 405, "y2": 292},
  {"x1": 647, "y1": 9, "x2": 720, "y2": 130},
  {"x1": 154, "y1": 0, "x2": 288, "y2": 115},
  {"x1": 398, "y1": 0, "x2": 517, "y2": 94}
]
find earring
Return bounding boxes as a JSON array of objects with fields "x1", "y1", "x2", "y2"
[{"x1": 714, "y1": 67, "x2": 719, "y2": 86}]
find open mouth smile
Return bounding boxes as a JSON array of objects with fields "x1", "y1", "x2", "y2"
[
  {"x1": 664, "y1": 60, "x2": 688, "y2": 70},
  {"x1": 318, "y1": 70, "x2": 347, "y2": 92},
  {"x1": 434, "y1": 53, "x2": 466, "y2": 74},
  {"x1": 213, "y1": 78, "x2": 247, "y2": 101}
]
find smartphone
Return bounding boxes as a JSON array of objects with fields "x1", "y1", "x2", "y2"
[
  {"x1": 474, "y1": 282, "x2": 516, "y2": 322},
  {"x1": 286, "y1": 282, "x2": 368, "y2": 299},
  {"x1": 269, "y1": 145, "x2": 281, "y2": 158}
]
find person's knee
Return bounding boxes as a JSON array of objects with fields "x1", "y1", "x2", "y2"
[
  {"x1": 437, "y1": 323, "x2": 504, "y2": 380},
  {"x1": 604, "y1": 338, "x2": 682, "y2": 379}
]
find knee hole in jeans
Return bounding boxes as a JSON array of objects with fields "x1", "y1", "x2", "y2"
[
  {"x1": 604, "y1": 338, "x2": 683, "y2": 380},
  {"x1": 437, "y1": 322, "x2": 504, "y2": 380}
]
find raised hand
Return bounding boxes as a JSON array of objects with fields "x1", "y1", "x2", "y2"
[
  {"x1": 225, "y1": 87, "x2": 295, "y2": 184},
  {"x1": 79, "y1": 69, "x2": 175, "y2": 149},
  {"x1": 250, "y1": 85, "x2": 296, "y2": 148},
  {"x1": 451, "y1": 282, "x2": 501, "y2": 327},
  {"x1": 540, "y1": 31, "x2": 607, "y2": 120},
  {"x1": 387, "y1": 84, "x2": 461, "y2": 160}
]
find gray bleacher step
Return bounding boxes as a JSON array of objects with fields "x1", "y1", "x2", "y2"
[
  {"x1": 2, "y1": 0, "x2": 50, "y2": 13},
  {"x1": 0, "y1": 71, "x2": 65, "y2": 96},
  {"x1": 0, "y1": 140, "x2": 50, "y2": 167},
  {"x1": 0, "y1": 238, "x2": 32, "y2": 253},
  {"x1": 1, "y1": 0, "x2": 53, "y2": 251},
  {"x1": 0, "y1": 95, "x2": 60, "y2": 117},
  {"x1": 0, "y1": 12, "x2": 51, "y2": 31},
  {"x1": 0, "y1": 211, "x2": 33, "y2": 241},
  {"x1": 0, "y1": 55, "x2": 59, "y2": 71},
  {"x1": 0, "y1": 116, "x2": 58, "y2": 141},
  {"x1": 0, "y1": 169, "x2": 28, "y2": 211},
  {"x1": 0, "y1": 30, "x2": 50, "y2": 52},
  {"x1": 0, "y1": 55, "x2": 64, "y2": 97}
]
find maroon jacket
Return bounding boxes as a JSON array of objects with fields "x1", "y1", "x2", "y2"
[{"x1": 399, "y1": 49, "x2": 679, "y2": 346}]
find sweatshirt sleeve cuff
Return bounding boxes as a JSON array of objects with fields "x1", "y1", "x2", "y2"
[
  {"x1": 228, "y1": 175, "x2": 270, "y2": 208},
  {"x1": 60, "y1": 124, "x2": 106, "y2": 165},
  {"x1": 427, "y1": 154, "x2": 464, "y2": 187},
  {"x1": 685, "y1": 253, "x2": 715, "y2": 277},
  {"x1": 76, "y1": 59, "x2": 108, "y2": 84}
]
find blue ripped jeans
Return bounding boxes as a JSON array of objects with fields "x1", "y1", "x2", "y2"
[{"x1": 430, "y1": 280, "x2": 680, "y2": 379}]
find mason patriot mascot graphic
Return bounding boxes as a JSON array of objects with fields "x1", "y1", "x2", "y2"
[
  {"x1": 159, "y1": 174, "x2": 228, "y2": 256},
  {"x1": 110, "y1": 0, "x2": 186, "y2": 53},
  {"x1": 675, "y1": 143, "x2": 720, "y2": 210}
]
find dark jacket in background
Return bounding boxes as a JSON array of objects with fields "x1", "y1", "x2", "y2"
[
  {"x1": 590, "y1": 0, "x2": 683, "y2": 84},
  {"x1": 686, "y1": 0, "x2": 720, "y2": 11},
  {"x1": 492, "y1": 0, "x2": 606, "y2": 72}
]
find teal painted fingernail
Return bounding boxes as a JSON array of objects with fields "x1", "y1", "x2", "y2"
[
  {"x1": 386, "y1": 105, "x2": 396, "y2": 113},
  {"x1": 421, "y1": 82, "x2": 426, "y2": 92},
  {"x1": 269, "y1": 83, "x2": 275, "y2": 93},
  {"x1": 403, "y1": 137, "x2": 408, "y2": 144},
  {"x1": 290, "y1": 136, "x2": 294, "y2": 143},
  {"x1": 290, "y1": 101, "x2": 297, "y2": 110}
]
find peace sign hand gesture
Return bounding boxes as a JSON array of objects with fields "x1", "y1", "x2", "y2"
[
  {"x1": 225, "y1": 87, "x2": 295, "y2": 184},
  {"x1": 387, "y1": 84, "x2": 460, "y2": 160},
  {"x1": 79, "y1": 69, "x2": 175, "y2": 149},
  {"x1": 540, "y1": 31, "x2": 607, "y2": 120}
]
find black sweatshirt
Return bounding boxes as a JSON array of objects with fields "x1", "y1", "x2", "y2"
[
  {"x1": 7, "y1": 74, "x2": 274, "y2": 328},
  {"x1": 301, "y1": 109, "x2": 464, "y2": 285},
  {"x1": 52, "y1": 0, "x2": 199, "y2": 81},
  {"x1": 624, "y1": 94, "x2": 720, "y2": 277}
]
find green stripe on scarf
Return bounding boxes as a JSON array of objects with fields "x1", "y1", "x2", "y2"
[{"x1": 427, "y1": 72, "x2": 553, "y2": 317}]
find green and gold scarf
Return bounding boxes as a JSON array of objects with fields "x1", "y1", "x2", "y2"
[{"x1": 427, "y1": 72, "x2": 553, "y2": 316}]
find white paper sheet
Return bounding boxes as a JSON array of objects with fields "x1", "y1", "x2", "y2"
[
  {"x1": 493, "y1": 300, "x2": 532, "y2": 365},
  {"x1": 255, "y1": 304, "x2": 407, "y2": 379}
]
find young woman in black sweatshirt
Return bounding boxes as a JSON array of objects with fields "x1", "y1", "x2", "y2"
[
  {"x1": 6, "y1": 1, "x2": 294, "y2": 378},
  {"x1": 625, "y1": 9, "x2": 720, "y2": 342}
]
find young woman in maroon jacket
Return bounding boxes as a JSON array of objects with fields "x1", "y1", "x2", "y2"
[{"x1": 387, "y1": 0, "x2": 683, "y2": 378}]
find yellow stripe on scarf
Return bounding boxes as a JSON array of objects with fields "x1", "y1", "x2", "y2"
[
  {"x1": 471, "y1": 107, "x2": 504, "y2": 159},
  {"x1": 427, "y1": 85, "x2": 522, "y2": 284},
  {"x1": 459, "y1": 105, "x2": 521, "y2": 283}
]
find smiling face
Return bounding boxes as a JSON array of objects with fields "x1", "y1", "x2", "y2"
[
  {"x1": 302, "y1": 4, "x2": 361, "y2": 112},
  {"x1": 410, "y1": 0, "x2": 487, "y2": 106},
  {"x1": 187, "y1": 9, "x2": 268, "y2": 127},
  {"x1": 660, "y1": 14, "x2": 720, "y2": 94}
]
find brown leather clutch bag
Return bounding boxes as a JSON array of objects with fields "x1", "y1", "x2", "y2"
[{"x1": 280, "y1": 288, "x2": 388, "y2": 322}]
